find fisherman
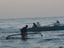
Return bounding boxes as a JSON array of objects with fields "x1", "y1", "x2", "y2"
[
  {"x1": 54, "y1": 20, "x2": 60, "y2": 26},
  {"x1": 37, "y1": 22, "x2": 41, "y2": 27},
  {"x1": 32, "y1": 23, "x2": 37, "y2": 28},
  {"x1": 56, "y1": 20, "x2": 60, "y2": 24},
  {"x1": 20, "y1": 25, "x2": 28, "y2": 39}
]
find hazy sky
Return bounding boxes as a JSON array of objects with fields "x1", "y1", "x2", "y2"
[{"x1": 0, "y1": 0, "x2": 64, "y2": 19}]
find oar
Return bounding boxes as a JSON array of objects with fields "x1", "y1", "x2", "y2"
[
  {"x1": 39, "y1": 33, "x2": 43, "y2": 36},
  {"x1": 6, "y1": 32, "x2": 43, "y2": 39}
]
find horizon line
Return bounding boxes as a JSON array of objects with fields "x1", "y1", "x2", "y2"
[{"x1": 0, "y1": 16, "x2": 64, "y2": 20}]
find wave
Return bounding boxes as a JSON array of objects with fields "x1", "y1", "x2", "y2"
[
  {"x1": 56, "y1": 34, "x2": 64, "y2": 36},
  {"x1": 0, "y1": 28, "x2": 20, "y2": 33},
  {"x1": 6, "y1": 37, "x2": 39, "y2": 40},
  {"x1": 38, "y1": 38, "x2": 61, "y2": 43}
]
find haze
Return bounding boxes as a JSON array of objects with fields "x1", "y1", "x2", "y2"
[{"x1": 0, "y1": 0, "x2": 64, "y2": 19}]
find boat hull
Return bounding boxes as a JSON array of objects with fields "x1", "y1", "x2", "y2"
[{"x1": 27, "y1": 25, "x2": 64, "y2": 32}]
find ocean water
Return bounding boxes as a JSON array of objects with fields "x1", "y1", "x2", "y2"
[{"x1": 0, "y1": 17, "x2": 64, "y2": 48}]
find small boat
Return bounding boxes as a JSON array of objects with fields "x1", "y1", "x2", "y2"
[{"x1": 26, "y1": 25, "x2": 64, "y2": 32}]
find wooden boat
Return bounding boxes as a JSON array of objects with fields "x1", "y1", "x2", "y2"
[{"x1": 26, "y1": 25, "x2": 64, "y2": 32}]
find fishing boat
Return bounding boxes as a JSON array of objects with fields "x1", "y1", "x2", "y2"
[{"x1": 26, "y1": 24, "x2": 64, "y2": 32}]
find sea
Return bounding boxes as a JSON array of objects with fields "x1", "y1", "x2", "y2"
[{"x1": 0, "y1": 17, "x2": 64, "y2": 48}]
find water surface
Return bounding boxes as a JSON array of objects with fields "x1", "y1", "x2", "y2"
[{"x1": 0, "y1": 17, "x2": 64, "y2": 48}]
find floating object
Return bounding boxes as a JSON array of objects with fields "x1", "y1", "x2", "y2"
[
  {"x1": 6, "y1": 33, "x2": 43, "y2": 39},
  {"x1": 24, "y1": 25, "x2": 64, "y2": 32}
]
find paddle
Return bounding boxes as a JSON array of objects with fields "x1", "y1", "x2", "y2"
[
  {"x1": 6, "y1": 32, "x2": 43, "y2": 39},
  {"x1": 39, "y1": 33, "x2": 43, "y2": 36}
]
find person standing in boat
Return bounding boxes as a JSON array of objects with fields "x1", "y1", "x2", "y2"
[
  {"x1": 37, "y1": 22, "x2": 41, "y2": 27},
  {"x1": 32, "y1": 23, "x2": 37, "y2": 28},
  {"x1": 20, "y1": 25, "x2": 28, "y2": 39}
]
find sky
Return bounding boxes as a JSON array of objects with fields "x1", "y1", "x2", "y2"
[{"x1": 0, "y1": 0, "x2": 64, "y2": 19}]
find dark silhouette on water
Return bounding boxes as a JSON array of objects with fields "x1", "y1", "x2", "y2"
[
  {"x1": 6, "y1": 25, "x2": 28, "y2": 40},
  {"x1": 20, "y1": 25, "x2": 28, "y2": 40},
  {"x1": 54, "y1": 20, "x2": 60, "y2": 26},
  {"x1": 6, "y1": 32, "x2": 43, "y2": 40},
  {"x1": 32, "y1": 23, "x2": 37, "y2": 28},
  {"x1": 56, "y1": 20, "x2": 60, "y2": 24},
  {"x1": 6, "y1": 25, "x2": 43, "y2": 40}
]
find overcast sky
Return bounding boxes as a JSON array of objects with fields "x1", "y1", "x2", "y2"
[{"x1": 0, "y1": 0, "x2": 64, "y2": 19}]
